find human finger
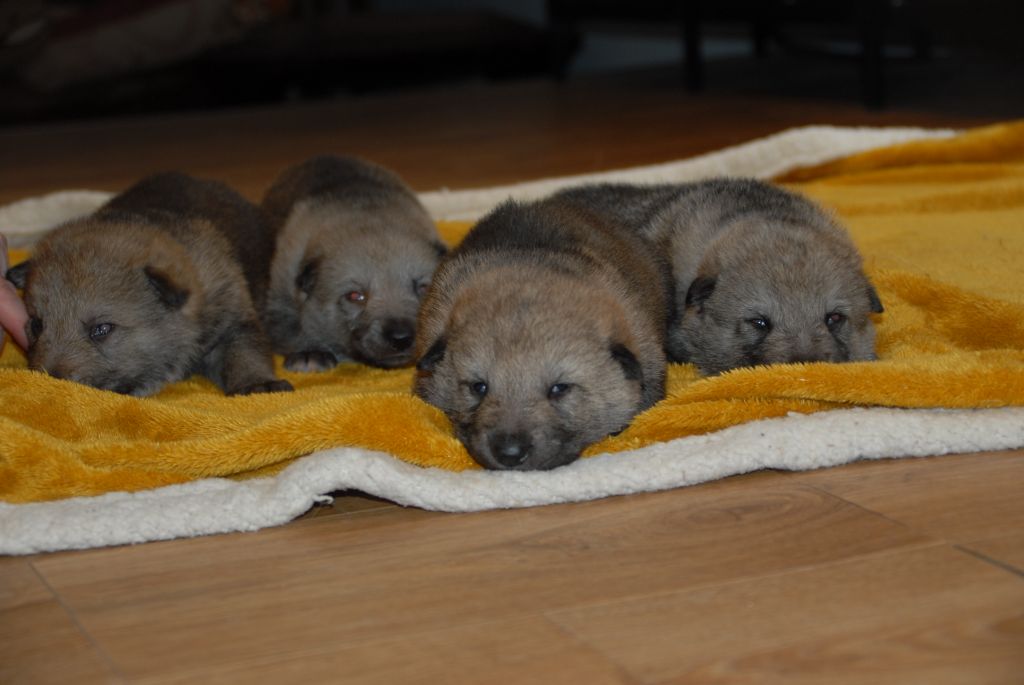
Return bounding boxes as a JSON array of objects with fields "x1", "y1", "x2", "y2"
[{"x1": 0, "y1": 234, "x2": 30, "y2": 351}]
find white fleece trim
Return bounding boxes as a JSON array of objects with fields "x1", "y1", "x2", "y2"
[
  {"x1": 3, "y1": 406, "x2": 1022, "y2": 555},
  {"x1": 417, "y1": 124, "x2": 955, "y2": 221}
]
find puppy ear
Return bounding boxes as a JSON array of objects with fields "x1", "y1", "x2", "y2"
[
  {"x1": 431, "y1": 241, "x2": 448, "y2": 257},
  {"x1": 296, "y1": 258, "x2": 319, "y2": 295},
  {"x1": 610, "y1": 343, "x2": 643, "y2": 383},
  {"x1": 144, "y1": 265, "x2": 191, "y2": 310},
  {"x1": 866, "y1": 284, "x2": 884, "y2": 313},
  {"x1": 417, "y1": 337, "x2": 447, "y2": 371},
  {"x1": 684, "y1": 275, "x2": 716, "y2": 312},
  {"x1": 5, "y1": 260, "x2": 29, "y2": 289}
]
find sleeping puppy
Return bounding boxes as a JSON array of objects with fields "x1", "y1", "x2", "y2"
[
  {"x1": 261, "y1": 155, "x2": 446, "y2": 371},
  {"x1": 414, "y1": 197, "x2": 668, "y2": 471},
  {"x1": 6, "y1": 172, "x2": 292, "y2": 396},
  {"x1": 556, "y1": 178, "x2": 884, "y2": 375}
]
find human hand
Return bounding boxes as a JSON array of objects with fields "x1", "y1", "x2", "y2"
[{"x1": 1, "y1": 234, "x2": 29, "y2": 352}]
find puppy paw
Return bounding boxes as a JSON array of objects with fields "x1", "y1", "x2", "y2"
[
  {"x1": 231, "y1": 379, "x2": 294, "y2": 396},
  {"x1": 284, "y1": 350, "x2": 338, "y2": 372}
]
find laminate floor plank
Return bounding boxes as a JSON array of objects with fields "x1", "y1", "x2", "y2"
[
  {"x1": 0, "y1": 557, "x2": 51, "y2": 610},
  {"x1": 549, "y1": 545, "x2": 1024, "y2": 684},
  {"x1": 32, "y1": 481, "x2": 931, "y2": 680},
  {"x1": 133, "y1": 615, "x2": 634, "y2": 685},
  {"x1": 958, "y1": 532, "x2": 1024, "y2": 577},
  {"x1": 0, "y1": 562, "x2": 120, "y2": 684},
  {"x1": 797, "y1": 451, "x2": 1024, "y2": 544}
]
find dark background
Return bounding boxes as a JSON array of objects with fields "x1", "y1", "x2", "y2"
[{"x1": 1, "y1": 0, "x2": 1022, "y2": 127}]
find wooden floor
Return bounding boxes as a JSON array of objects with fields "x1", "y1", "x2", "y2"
[{"x1": 2, "y1": 69, "x2": 1023, "y2": 683}]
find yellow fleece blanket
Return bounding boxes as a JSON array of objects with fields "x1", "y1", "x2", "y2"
[{"x1": 2, "y1": 121, "x2": 1023, "y2": 504}]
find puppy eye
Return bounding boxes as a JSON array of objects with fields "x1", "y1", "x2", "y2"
[
  {"x1": 28, "y1": 316, "x2": 43, "y2": 338},
  {"x1": 747, "y1": 316, "x2": 771, "y2": 331},
  {"x1": 90, "y1": 323, "x2": 115, "y2": 341},
  {"x1": 413, "y1": 280, "x2": 430, "y2": 298},
  {"x1": 344, "y1": 290, "x2": 367, "y2": 304},
  {"x1": 548, "y1": 383, "x2": 571, "y2": 400},
  {"x1": 469, "y1": 381, "x2": 488, "y2": 398},
  {"x1": 825, "y1": 311, "x2": 846, "y2": 328}
]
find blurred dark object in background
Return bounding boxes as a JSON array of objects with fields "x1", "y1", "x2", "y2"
[
  {"x1": 0, "y1": 0, "x2": 576, "y2": 125},
  {"x1": 551, "y1": 0, "x2": 1024, "y2": 109},
  {"x1": 0, "y1": 0, "x2": 1020, "y2": 126}
]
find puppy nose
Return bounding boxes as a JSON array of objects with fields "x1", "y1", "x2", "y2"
[
  {"x1": 488, "y1": 432, "x2": 532, "y2": 468},
  {"x1": 383, "y1": 319, "x2": 415, "y2": 351}
]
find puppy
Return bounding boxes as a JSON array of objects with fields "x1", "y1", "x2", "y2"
[
  {"x1": 261, "y1": 155, "x2": 446, "y2": 371},
  {"x1": 557, "y1": 179, "x2": 884, "y2": 375},
  {"x1": 6, "y1": 172, "x2": 292, "y2": 397},
  {"x1": 414, "y1": 197, "x2": 668, "y2": 471}
]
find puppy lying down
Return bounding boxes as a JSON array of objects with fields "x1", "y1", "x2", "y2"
[
  {"x1": 414, "y1": 197, "x2": 669, "y2": 471},
  {"x1": 6, "y1": 172, "x2": 292, "y2": 397},
  {"x1": 261, "y1": 156, "x2": 446, "y2": 371},
  {"x1": 557, "y1": 178, "x2": 884, "y2": 375}
]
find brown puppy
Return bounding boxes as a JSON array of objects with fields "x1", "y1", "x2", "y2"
[
  {"x1": 6, "y1": 172, "x2": 292, "y2": 396},
  {"x1": 261, "y1": 155, "x2": 446, "y2": 371},
  {"x1": 557, "y1": 178, "x2": 884, "y2": 375},
  {"x1": 414, "y1": 197, "x2": 668, "y2": 471}
]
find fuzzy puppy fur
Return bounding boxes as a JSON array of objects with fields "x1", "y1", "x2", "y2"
[
  {"x1": 414, "y1": 197, "x2": 669, "y2": 471},
  {"x1": 6, "y1": 172, "x2": 292, "y2": 397},
  {"x1": 556, "y1": 179, "x2": 884, "y2": 375},
  {"x1": 261, "y1": 155, "x2": 446, "y2": 371}
]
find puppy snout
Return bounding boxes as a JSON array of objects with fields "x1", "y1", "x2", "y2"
[
  {"x1": 783, "y1": 334, "x2": 832, "y2": 365},
  {"x1": 382, "y1": 318, "x2": 415, "y2": 352},
  {"x1": 785, "y1": 342, "x2": 830, "y2": 364},
  {"x1": 786, "y1": 352, "x2": 825, "y2": 364},
  {"x1": 44, "y1": 362, "x2": 69, "y2": 380},
  {"x1": 488, "y1": 432, "x2": 533, "y2": 468}
]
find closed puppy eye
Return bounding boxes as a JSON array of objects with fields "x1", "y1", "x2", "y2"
[
  {"x1": 747, "y1": 316, "x2": 771, "y2": 331},
  {"x1": 344, "y1": 290, "x2": 367, "y2": 304},
  {"x1": 825, "y1": 311, "x2": 846, "y2": 328},
  {"x1": 90, "y1": 323, "x2": 115, "y2": 341},
  {"x1": 547, "y1": 383, "x2": 572, "y2": 400}
]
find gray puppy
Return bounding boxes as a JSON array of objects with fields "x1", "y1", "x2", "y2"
[
  {"x1": 261, "y1": 155, "x2": 446, "y2": 371},
  {"x1": 557, "y1": 179, "x2": 884, "y2": 375},
  {"x1": 414, "y1": 197, "x2": 668, "y2": 471},
  {"x1": 6, "y1": 172, "x2": 292, "y2": 396}
]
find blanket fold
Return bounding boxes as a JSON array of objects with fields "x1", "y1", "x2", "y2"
[{"x1": 2, "y1": 121, "x2": 1023, "y2": 506}]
